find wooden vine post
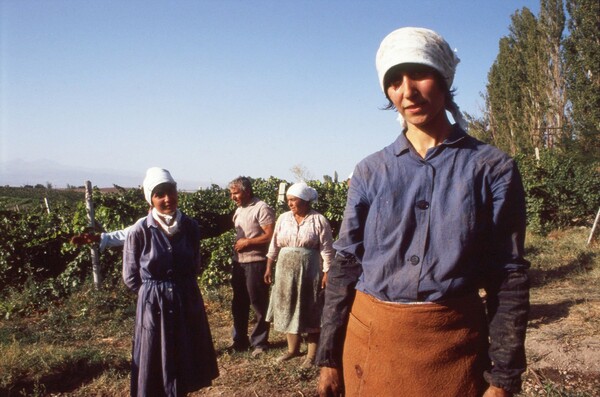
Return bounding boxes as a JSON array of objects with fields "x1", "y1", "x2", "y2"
[
  {"x1": 85, "y1": 180, "x2": 102, "y2": 288},
  {"x1": 587, "y1": 207, "x2": 600, "y2": 246},
  {"x1": 277, "y1": 182, "x2": 287, "y2": 204}
]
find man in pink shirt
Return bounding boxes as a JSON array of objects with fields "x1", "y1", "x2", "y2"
[{"x1": 228, "y1": 176, "x2": 275, "y2": 357}]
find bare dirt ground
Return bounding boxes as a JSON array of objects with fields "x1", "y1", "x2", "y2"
[
  {"x1": 189, "y1": 263, "x2": 600, "y2": 397},
  {"x1": 17, "y1": 276, "x2": 598, "y2": 397},
  {"x1": 7, "y1": 230, "x2": 597, "y2": 396},
  {"x1": 6, "y1": 274, "x2": 598, "y2": 397},
  {"x1": 520, "y1": 278, "x2": 600, "y2": 395}
]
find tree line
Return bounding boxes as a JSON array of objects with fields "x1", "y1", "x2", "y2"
[{"x1": 466, "y1": 0, "x2": 599, "y2": 162}]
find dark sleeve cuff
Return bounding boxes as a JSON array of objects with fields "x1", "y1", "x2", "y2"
[
  {"x1": 485, "y1": 269, "x2": 530, "y2": 393},
  {"x1": 483, "y1": 370, "x2": 523, "y2": 394},
  {"x1": 316, "y1": 254, "x2": 362, "y2": 367}
]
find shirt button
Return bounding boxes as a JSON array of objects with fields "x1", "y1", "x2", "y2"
[
  {"x1": 416, "y1": 200, "x2": 430, "y2": 210},
  {"x1": 409, "y1": 255, "x2": 420, "y2": 265}
]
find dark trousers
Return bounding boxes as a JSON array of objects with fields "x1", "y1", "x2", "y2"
[{"x1": 231, "y1": 260, "x2": 270, "y2": 349}]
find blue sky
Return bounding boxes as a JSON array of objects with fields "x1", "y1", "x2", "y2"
[{"x1": 1, "y1": 0, "x2": 540, "y2": 189}]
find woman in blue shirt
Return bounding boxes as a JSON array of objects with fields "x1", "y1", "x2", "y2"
[
  {"x1": 316, "y1": 28, "x2": 529, "y2": 397},
  {"x1": 123, "y1": 167, "x2": 218, "y2": 397}
]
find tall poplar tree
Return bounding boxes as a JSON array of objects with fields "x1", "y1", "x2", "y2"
[
  {"x1": 483, "y1": 1, "x2": 573, "y2": 155},
  {"x1": 485, "y1": 7, "x2": 543, "y2": 155},
  {"x1": 539, "y1": 0, "x2": 567, "y2": 148},
  {"x1": 563, "y1": 0, "x2": 600, "y2": 160}
]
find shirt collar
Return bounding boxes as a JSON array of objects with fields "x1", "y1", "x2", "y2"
[
  {"x1": 444, "y1": 124, "x2": 468, "y2": 145},
  {"x1": 241, "y1": 196, "x2": 259, "y2": 208},
  {"x1": 392, "y1": 124, "x2": 467, "y2": 156},
  {"x1": 146, "y1": 213, "x2": 158, "y2": 228},
  {"x1": 392, "y1": 130, "x2": 411, "y2": 156}
]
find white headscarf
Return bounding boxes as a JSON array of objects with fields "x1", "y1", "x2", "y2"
[
  {"x1": 375, "y1": 27, "x2": 468, "y2": 130},
  {"x1": 142, "y1": 167, "x2": 176, "y2": 205},
  {"x1": 287, "y1": 182, "x2": 318, "y2": 203},
  {"x1": 151, "y1": 207, "x2": 182, "y2": 236}
]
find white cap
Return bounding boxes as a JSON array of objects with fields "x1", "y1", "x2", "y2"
[
  {"x1": 375, "y1": 27, "x2": 467, "y2": 130},
  {"x1": 142, "y1": 167, "x2": 176, "y2": 205},
  {"x1": 287, "y1": 182, "x2": 318, "y2": 203},
  {"x1": 376, "y1": 27, "x2": 459, "y2": 92}
]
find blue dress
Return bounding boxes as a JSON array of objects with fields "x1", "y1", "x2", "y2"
[{"x1": 123, "y1": 213, "x2": 218, "y2": 397}]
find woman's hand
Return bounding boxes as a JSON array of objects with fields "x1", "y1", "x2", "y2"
[
  {"x1": 70, "y1": 233, "x2": 100, "y2": 245},
  {"x1": 321, "y1": 271, "x2": 328, "y2": 289},
  {"x1": 482, "y1": 385, "x2": 512, "y2": 397},
  {"x1": 317, "y1": 367, "x2": 343, "y2": 397},
  {"x1": 264, "y1": 261, "x2": 274, "y2": 284}
]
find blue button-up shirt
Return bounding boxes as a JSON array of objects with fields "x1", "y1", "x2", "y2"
[
  {"x1": 123, "y1": 213, "x2": 201, "y2": 292},
  {"x1": 334, "y1": 126, "x2": 529, "y2": 302}
]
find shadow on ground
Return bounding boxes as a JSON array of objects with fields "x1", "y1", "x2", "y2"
[
  {"x1": 527, "y1": 299, "x2": 587, "y2": 329},
  {"x1": 528, "y1": 251, "x2": 596, "y2": 288},
  {"x1": 0, "y1": 360, "x2": 129, "y2": 397}
]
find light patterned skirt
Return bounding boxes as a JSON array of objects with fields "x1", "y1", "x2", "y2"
[
  {"x1": 266, "y1": 247, "x2": 323, "y2": 334},
  {"x1": 342, "y1": 290, "x2": 489, "y2": 397}
]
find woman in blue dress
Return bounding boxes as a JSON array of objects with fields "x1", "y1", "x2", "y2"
[{"x1": 123, "y1": 167, "x2": 218, "y2": 397}]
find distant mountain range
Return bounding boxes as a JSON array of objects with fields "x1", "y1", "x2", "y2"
[{"x1": 0, "y1": 159, "x2": 204, "y2": 190}]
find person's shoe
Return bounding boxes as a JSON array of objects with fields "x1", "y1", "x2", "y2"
[
  {"x1": 275, "y1": 351, "x2": 302, "y2": 364},
  {"x1": 251, "y1": 346, "x2": 267, "y2": 358},
  {"x1": 300, "y1": 356, "x2": 315, "y2": 369},
  {"x1": 226, "y1": 342, "x2": 249, "y2": 353}
]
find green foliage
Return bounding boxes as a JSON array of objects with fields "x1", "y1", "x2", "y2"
[
  {"x1": 308, "y1": 180, "x2": 348, "y2": 238},
  {"x1": 563, "y1": 0, "x2": 600, "y2": 159},
  {"x1": 179, "y1": 185, "x2": 237, "y2": 288},
  {"x1": 308, "y1": 181, "x2": 347, "y2": 222},
  {"x1": 1, "y1": 165, "x2": 597, "y2": 317},
  {"x1": 199, "y1": 231, "x2": 235, "y2": 288},
  {"x1": 0, "y1": 186, "x2": 84, "y2": 212},
  {"x1": 0, "y1": 281, "x2": 56, "y2": 320},
  {"x1": 517, "y1": 151, "x2": 600, "y2": 234},
  {"x1": 179, "y1": 184, "x2": 234, "y2": 226},
  {"x1": 0, "y1": 179, "x2": 351, "y2": 311},
  {"x1": 485, "y1": 7, "x2": 542, "y2": 155},
  {"x1": 89, "y1": 186, "x2": 148, "y2": 232},
  {"x1": 59, "y1": 186, "x2": 149, "y2": 293},
  {"x1": 0, "y1": 206, "x2": 77, "y2": 295},
  {"x1": 479, "y1": 0, "x2": 599, "y2": 162},
  {"x1": 250, "y1": 176, "x2": 289, "y2": 215}
]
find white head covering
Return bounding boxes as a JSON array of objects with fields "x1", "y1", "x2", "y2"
[
  {"x1": 287, "y1": 182, "x2": 318, "y2": 203},
  {"x1": 375, "y1": 27, "x2": 468, "y2": 130},
  {"x1": 143, "y1": 167, "x2": 176, "y2": 205}
]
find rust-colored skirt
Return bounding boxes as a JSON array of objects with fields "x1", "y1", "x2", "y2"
[{"x1": 342, "y1": 291, "x2": 489, "y2": 397}]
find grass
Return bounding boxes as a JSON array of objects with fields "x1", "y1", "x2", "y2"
[
  {"x1": 526, "y1": 228, "x2": 600, "y2": 335},
  {"x1": 1, "y1": 341, "x2": 129, "y2": 395},
  {"x1": 520, "y1": 227, "x2": 600, "y2": 397},
  {"x1": 0, "y1": 286, "x2": 134, "y2": 396},
  {"x1": 0, "y1": 227, "x2": 598, "y2": 396}
]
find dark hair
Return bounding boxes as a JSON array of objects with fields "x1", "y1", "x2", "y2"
[
  {"x1": 152, "y1": 182, "x2": 177, "y2": 197},
  {"x1": 382, "y1": 89, "x2": 456, "y2": 111},
  {"x1": 380, "y1": 64, "x2": 455, "y2": 111},
  {"x1": 228, "y1": 176, "x2": 254, "y2": 196}
]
